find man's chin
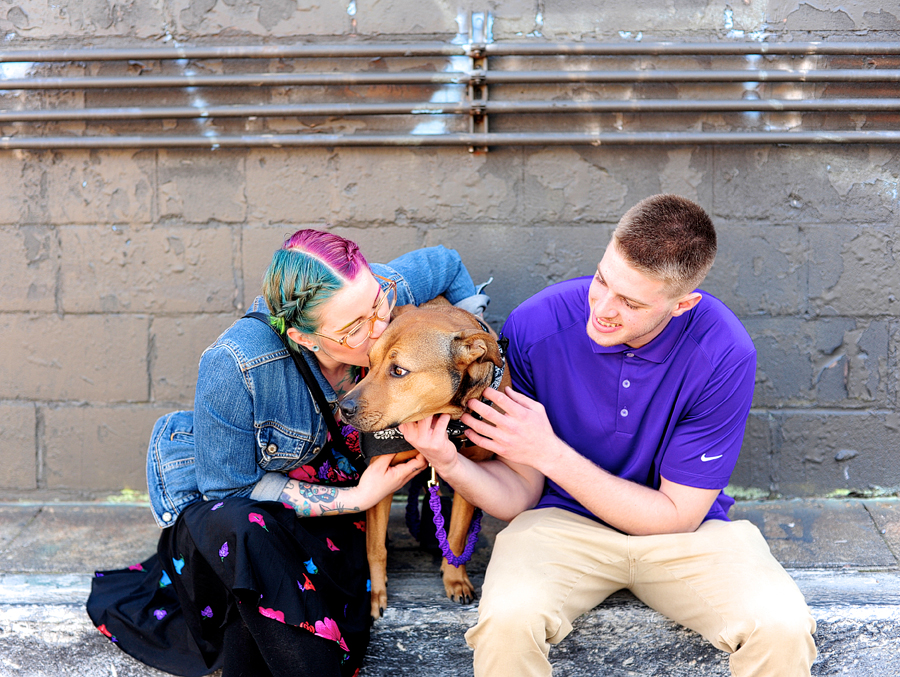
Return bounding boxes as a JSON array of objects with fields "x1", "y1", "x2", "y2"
[{"x1": 586, "y1": 323, "x2": 625, "y2": 347}]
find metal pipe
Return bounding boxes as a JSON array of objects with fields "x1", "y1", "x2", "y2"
[
  {"x1": 481, "y1": 69, "x2": 900, "y2": 84},
  {"x1": 0, "y1": 43, "x2": 467, "y2": 63},
  {"x1": 2, "y1": 130, "x2": 899, "y2": 149},
  {"x1": 3, "y1": 68, "x2": 898, "y2": 91},
  {"x1": 0, "y1": 72, "x2": 469, "y2": 90},
  {"x1": 481, "y1": 41, "x2": 900, "y2": 57},
  {"x1": 0, "y1": 102, "x2": 469, "y2": 122},
  {"x1": 0, "y1": 41, "x2": 898, "y2": 63},
  {"x1": 1, "y1": 98, "x2": 897, "y2": 123}
]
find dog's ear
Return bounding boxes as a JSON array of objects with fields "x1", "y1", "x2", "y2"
[{"x1": 450, "y1": 329, "x2": 503, "y2": 370}]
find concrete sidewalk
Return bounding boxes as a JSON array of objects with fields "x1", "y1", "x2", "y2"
[{"x1": 1, "y1": 497, "x2": 898, "y2": 676}]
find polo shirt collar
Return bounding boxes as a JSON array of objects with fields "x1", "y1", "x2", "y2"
[{"x1": 584, "y1": 294, "x2": 691, "y2": 364}]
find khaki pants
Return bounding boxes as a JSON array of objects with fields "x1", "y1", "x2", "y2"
[{"x1": 466, "y1": 508, "x2": 816, "y2": 677}]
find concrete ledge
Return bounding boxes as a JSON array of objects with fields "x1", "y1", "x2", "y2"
[{"x1": 2, "y1": 570, "x2": 899, "y2": 677}]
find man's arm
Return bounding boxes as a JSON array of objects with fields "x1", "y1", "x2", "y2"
[{"x1": 461, "y1": 387, "x2": 719, "y2": 535}]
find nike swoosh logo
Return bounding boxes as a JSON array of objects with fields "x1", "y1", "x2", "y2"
[{"x1": 700, "y1": 453, "x2": 723, "y2": 462}]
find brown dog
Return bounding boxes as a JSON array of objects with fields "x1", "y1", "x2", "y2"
[{"x1": 339, "y1": 302, "x2": 509, "y2": 619}]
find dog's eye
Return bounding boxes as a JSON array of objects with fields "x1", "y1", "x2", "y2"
[{"x1": 390, "y1": 365, "x2": 409, "y2": 378}]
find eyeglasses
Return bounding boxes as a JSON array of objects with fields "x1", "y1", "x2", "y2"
[{"x1": 313, "y1": 274, "x2": 397, "y2": 349}]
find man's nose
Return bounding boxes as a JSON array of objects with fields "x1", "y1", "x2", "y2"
[{"x1": 593, "y1": 289, "x2": 616, "y2": 318}]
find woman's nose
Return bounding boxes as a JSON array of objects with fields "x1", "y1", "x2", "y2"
[{"x1": 369, "y1": 316, "x2": 390, "y2": 340}]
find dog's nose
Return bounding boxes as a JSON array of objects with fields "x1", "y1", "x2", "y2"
[{"x1": 339, "y1": 397, "x2": 358, "y2": 421}]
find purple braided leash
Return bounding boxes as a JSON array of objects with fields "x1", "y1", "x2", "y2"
[{"x1": 427, "y1": 483, "x2": 483, "y2": 568}]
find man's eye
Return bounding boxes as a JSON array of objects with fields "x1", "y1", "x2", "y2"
[{"x1": 390, "y1": 366, "x2": 409, "y2": 378}]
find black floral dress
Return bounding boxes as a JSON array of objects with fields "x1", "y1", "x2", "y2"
[{"x1": 86, "y1": 428, "x2": 369, "y2": 677}]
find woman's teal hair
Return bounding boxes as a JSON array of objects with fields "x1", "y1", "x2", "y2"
[{"x1": 262, "y1": 229, "x2": 369, "y2": 339}]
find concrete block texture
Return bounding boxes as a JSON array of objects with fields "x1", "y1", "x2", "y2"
[
  {"x1": 150, "y1": 313, "x2": 239, "y2": 406},
  {"x1": 738, "y1": 410, "x2": 900, "y2": 496},
  {"x1": 0, "y1": 403, "x2": 37, "y2": 490},
  {"x1": 1, "y1": 2, "x2": 899, "y2": 498},
  {"x1": 42, "y1": 404, "x2": 166, "y2": 492},
  {"x1": 744, "y1": 316, "x2": 892, "y2": 408},
  {"x1": 0, "y1": 313, "x2": 149, "y2": 402},
  {"x1": 59, "y1": 224, "x2": 241, "y2": 314},
  {"x1": 0, "y1": 150, "x2": 155, "y2": 227},
  {"x1": 0, "y1": 226, "x2": 59, "y2": 313}
]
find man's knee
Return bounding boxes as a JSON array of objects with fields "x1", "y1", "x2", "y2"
[
  {"x1": 469, "y1": 588, "x2": 564, "y2": 655},
  {"x1": 726, "y1": 599, "x2": 817, "y2": 672}
]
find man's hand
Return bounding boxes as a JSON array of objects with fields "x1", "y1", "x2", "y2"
[{"x1": 461, "y1": 386, "x2": 565, "y2": 475}]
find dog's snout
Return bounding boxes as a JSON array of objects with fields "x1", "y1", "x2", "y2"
[{"x1": 339, "y1": 397, "x2": 358, "y2": 422}]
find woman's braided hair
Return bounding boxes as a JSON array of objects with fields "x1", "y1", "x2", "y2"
[{"x1": 262, "y1": 230, "x2": 369, "y2": 345}]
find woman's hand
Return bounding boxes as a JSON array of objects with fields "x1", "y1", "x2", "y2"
[
  {"x1": 398, "y1": 414, "x2": 459, "y2": 475},
  {"x1": 351, "y1": 452, "x2": 427, "y2": 511}
]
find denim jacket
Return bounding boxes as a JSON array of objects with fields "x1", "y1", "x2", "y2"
[{"x1": 147, "y1": 246, "x2": 478, "y2": 528}]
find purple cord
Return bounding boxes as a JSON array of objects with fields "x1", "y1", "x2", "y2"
[{"x1": 427, "y1": 484, "x2": 483, "y2": 567}]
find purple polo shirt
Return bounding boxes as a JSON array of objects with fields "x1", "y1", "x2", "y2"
[{"x1": 501, "y1": 276, "x2": 756, "y2": 524}]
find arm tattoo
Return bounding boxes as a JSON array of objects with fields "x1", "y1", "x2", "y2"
[{"x1": 280, "y1": 479, "x2": 361, "y2": 517}]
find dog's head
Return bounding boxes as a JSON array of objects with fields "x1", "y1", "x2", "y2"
[{"x1": 339, "y1": 304, "x2": 503, "y2": 433}]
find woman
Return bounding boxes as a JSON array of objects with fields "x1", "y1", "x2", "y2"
[{"x1": 87, "y1": 230, "x2": 483, "y2": 677}]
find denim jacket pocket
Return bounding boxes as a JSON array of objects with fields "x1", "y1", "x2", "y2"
[
  {"x1": 256, "y1": 423, "x2": 319, "y2": 472},
  {"x1": 147, "y1": 411, "x2": 202, "y2": 528}
]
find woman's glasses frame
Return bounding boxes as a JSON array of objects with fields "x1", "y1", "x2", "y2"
[{"x1": 311, "y1": 273, "x2": 398, "y2": 349}]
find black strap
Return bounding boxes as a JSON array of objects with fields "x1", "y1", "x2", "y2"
[{"x1": 242, "y1": 311, "x2": 366, "y2": 473}]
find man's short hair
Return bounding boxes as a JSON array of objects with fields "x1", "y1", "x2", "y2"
[{"x1": 613, "y1": 194, "x2": 717, "y2": 296}]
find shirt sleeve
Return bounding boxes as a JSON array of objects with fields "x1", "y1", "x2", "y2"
[
  {"x1": 372, "y1": 245, "x2": 476, "y2": 306},
  {"x1": 659, "y1": 351, "x2": 757, "y2": 490},
  {"x1": 501, "y1": 310, "x2": 539, "y2": 400}
]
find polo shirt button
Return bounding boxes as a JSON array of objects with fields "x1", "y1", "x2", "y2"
[
  {"x1": 162, "y1": 511, "x2": 172, "y2": 522},
  {"x1": 623, "y1": 379, "x2": 631, "y2": 388},
  {"x1": 620, "y1": 408, "x2": 628, "y2": 417},
  {"x1": 266, "y1": 443, "x2": 278, "y2": 454},
  {"x1": 626, "y1": 352, "x2": 635, "y2": 358}
]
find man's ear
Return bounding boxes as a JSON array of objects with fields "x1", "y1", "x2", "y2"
[
  {"x1": 671, "y1": 292, "x2": 702, "y2": 317},
  {"x1": 286, "y1": 327, "x2": 316, "y2": 350}
]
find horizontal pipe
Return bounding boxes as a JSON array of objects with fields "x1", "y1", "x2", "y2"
[
  {"x1": 0, "y1": 72, "x2": 468, "y2": 90},
  {"x1": 482, "y1": 69, "x2": 900, "y2": 84},
  {"x1": 2, "y1": 68, "x2": 899, "y2": 91},
  {"x1": 1, "y1": 98, "x2": 898, "y2": 123},
  {"x1": 0, "y1": 43, "x2": 466, "y2": 63},
  {"x1": 482, "y1": 41, "x2": 900, "y2": 57},
  {"x1": 1, "y1": 41, "x2": 899, "y2": 63},
  {"x1": 2, "y1": 130, "x2": 899, "y2": 150}
]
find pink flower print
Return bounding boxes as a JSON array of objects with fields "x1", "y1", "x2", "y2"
[
  {"x1": 211, "y1": 502, "x2": 224, "y2": 511},
  {"x1": 128, "y1": 563, "x2": 144, "y2": 571},
  {"x1": 218, "y1": 542, "x2": 229, "y2": 561},
  {"x1": 353, "y1": 520, "x2": 366, "y2": 532},
  {"x1": 153, "y1": 609, "x2": 167, "y2": 620},
  {"x1": 314, "y1": 617, "x2": 349, "y2": 652},
  {"x1": 326, "y1": 538, "x2": 339, "y2": 551},
  {"x1": 248, "y1": 513, "x2": 269, "y2": 531},
  {"x1": 201, "y1": 606, "x2": 213, "y2": 618},
  {"x1": 259, "y1": 607, "x2": 285, "y2": 623}
]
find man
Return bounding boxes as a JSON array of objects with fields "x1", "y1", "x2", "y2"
[{"x1": 400, "y1": 194, "x2": 816, "y2": 677}]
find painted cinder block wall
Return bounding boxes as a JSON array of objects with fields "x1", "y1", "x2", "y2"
[{"x1": 0, "y1": 1, "x2": 898, "y2": 499}]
